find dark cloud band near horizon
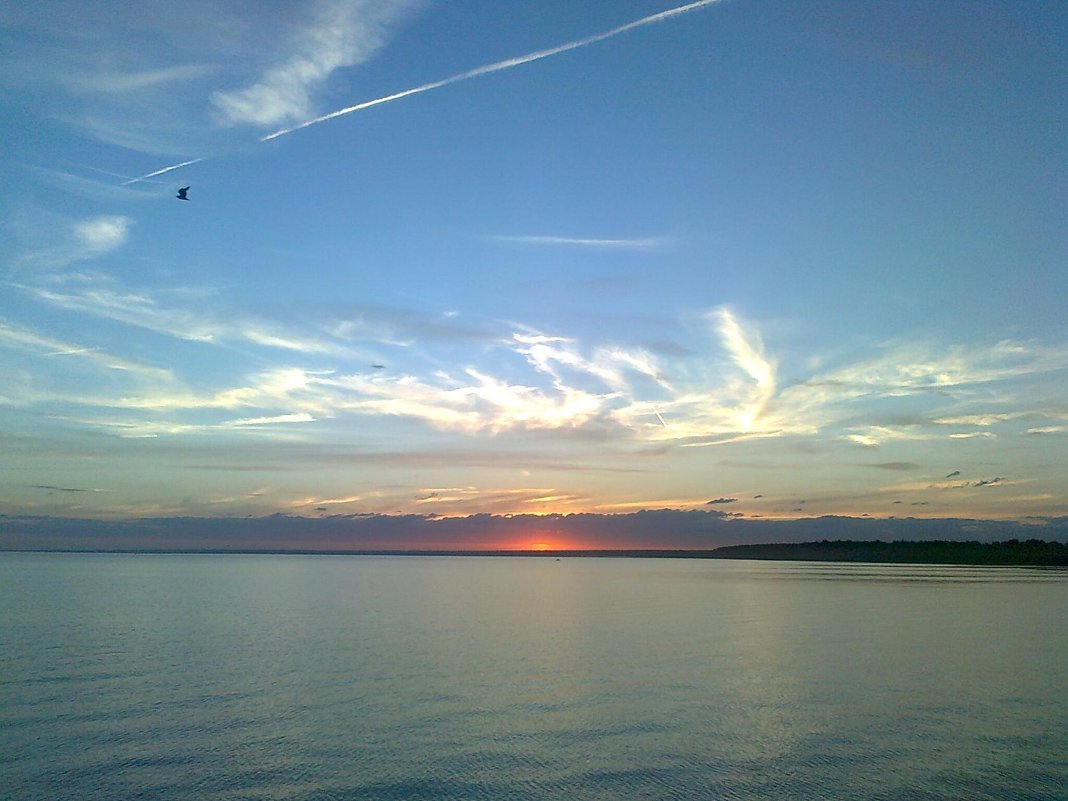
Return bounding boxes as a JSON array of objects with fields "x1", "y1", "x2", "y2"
[{"x1": 2, "y1": 510, "x2": 1065, "y2": 553}]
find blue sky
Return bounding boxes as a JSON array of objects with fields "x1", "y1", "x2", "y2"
[{"x1": 2, "y1": 0, "x2": 1066, "y2": 540}]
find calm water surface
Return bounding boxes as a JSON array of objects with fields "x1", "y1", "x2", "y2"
[{"x1": 2, "y1": 553, "x2": 1066, "y2": 800}]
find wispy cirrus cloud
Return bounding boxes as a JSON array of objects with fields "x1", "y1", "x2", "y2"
[
  {"x1": 16, "y1": 272, "x2": 515, "y2": 359},
  {"x1": 713, "y1": 307, "x2": 776, "y2": 432},
  {"x1": 22, "y1": 165, "x2": 167, "y2": 203},
  {"x1": 211, "y1": 0, "x2": 421, "y2": 127},
  {"x1": 9, "y1": 273, "x2": 1068, "y2": 460},
  {"x1": 614, "y1": 308, "x2": 787, "y2": 446},
  {"x1": 1026, "y1": 425, "x2": 1065, "y2": 435},
  {"x1": 324, "y1": 367, "x2": 608, "y2": 433},
  {"x1": 15, "y1": 215, "x2": 132, "y2": 270},
  {"x1": 48, "y1": 413, "x2": 318, "y2": 440},
  {"x1": 31, "y1": 484, "x2": 110, "y2": 494},
  {"x1": 790, "y1": 339, "x2": 1068, "y2": 402},
  {"x1": 61, "y1": 64, "x2": 216, "y2": 94},
  {"x1": 330, "y1": 305, "x2": 498, "y2": 347},
  {"x1": 865, "y1": 462, "x2": 922, "y2": 472},
  {"x1": 4, "y1": 0, "x2": 420, "y2": 162},
  {"x1": 886, "y1": 476, "x2": 1021, "y2": 494},
  {"x1": 0, "y1": 3, "x2": 227, "y2": 156},
  {"x1": 770, "y1": 338, "x2": 1068, "y2": 448},
  {"x1": 932, "y1": 412, "x2": 1023, "y2": 426},
  {"x1": 228, "y1": 413, "x2": 316, "y2": 427},
  {"x1": 284, "y1": 484, "x2": 591, "y2": 517},
  {"x1": 483, "y1": 234, "x2": 671, "y2": 250},
  {"x1": 0, "y1": 318, "x2": 175, "y2": 385},
  {"x1": 843, "y1": 426, "x2": 935, "y2": 448},
  {"x1": 15, "y1": 282, "x2": 219, "y2": 343},
  {"x1": 14, "y1": 273, "x2": 359, "y2": 356},
  {"x1": 510, "y1": 332, "x2": 671, "y2": 394}
]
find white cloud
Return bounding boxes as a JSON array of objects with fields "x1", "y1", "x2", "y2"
[
  {"x1": 211, "y1": 0, "x2": 420, "y2": 127},
  {"x1": 932, "y1": 413, "x2": 1020, "y2": 426},
  {"x1": 9, "y1": 273, "x2": 1068, "y2": 461},
  {"x1": 72, "y1": 215, "x2": 131, "y2": 256},
  {"x1": 711, "y1": 307, "x2": 777, "y2": 431},
  {"x1": 325, "y1": 367, "x2": 609, "y2": 433},
  {"x1": 460, "y1": 368, "x2": 606, "y2": 431},
  {"x1": 605, "y1": 308, "x2": 798, "y2": 445},
  {"x1": 513, "y1": 333, "x2": 620, "y2": 390},
  {"x1": 17, "y1": 215, "x2": 132, "y2": 270},
  {"x1": 227, "y1": 413, "x2": 316, "y2": 427},
  {"x1": 844, "y1": 426, "x2": 933, "y2": 448}
]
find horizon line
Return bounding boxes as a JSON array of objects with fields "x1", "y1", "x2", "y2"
[{"x1": 5, "y1": 539, "x2": 1066, "y2": 558}]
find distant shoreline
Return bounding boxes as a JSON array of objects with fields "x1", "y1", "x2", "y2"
[
  {"x1": 706, "y1": 539, "x2": 1068, "y2": 567},
  {"x1": 4, "y1": 540, "x2": 1067, "y2": 566}
]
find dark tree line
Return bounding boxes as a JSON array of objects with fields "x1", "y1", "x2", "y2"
[{"x1": 709, "y1": 539, "x2": 1068, "y2": 566}]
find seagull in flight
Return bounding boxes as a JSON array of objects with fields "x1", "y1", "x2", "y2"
[{"x1": 176, "y1": 186, "x2": 190, "y2": 201}]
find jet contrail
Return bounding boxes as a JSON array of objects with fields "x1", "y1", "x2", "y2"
[
  {"x1": 122, "y1": 158, "x2": 205, "y2": 186},
  {"x1": 262, "y1": 0, "x2": 721, "y2": 141},
  {"x1": 654, "y1": 406, "x2": 669, "y2": 428},
  {"x1": 77, "y1": 164, "x2": 170, "y2": 185},
  {"x1": 124, "y1": 0, "x2": 721, "y2": 184}
]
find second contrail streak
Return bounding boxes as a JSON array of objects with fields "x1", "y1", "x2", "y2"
[
  {"x1": 125, "y1": 0, "x2": 721, "y2": 184},
  {"x1": 122, "y1": 158, "x2": 205, "y2": 186}
]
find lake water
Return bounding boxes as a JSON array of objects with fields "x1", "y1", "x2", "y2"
[{"x1": 2, "y1": 553, "x2": 1066, "y2": 800}]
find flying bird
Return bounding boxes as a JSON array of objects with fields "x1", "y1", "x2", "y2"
[{"x1": 176, "y1": 186, "x2": 190, "y2": 201}]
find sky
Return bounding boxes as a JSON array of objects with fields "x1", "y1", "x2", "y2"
[{"x1": 2, "y1": 0, "x2": 1067, "y2": 550}]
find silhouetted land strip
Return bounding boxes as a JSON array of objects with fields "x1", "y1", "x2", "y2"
[{"x1": 708, "y1": 539, "x2": 1068, "y2": 566}]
